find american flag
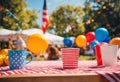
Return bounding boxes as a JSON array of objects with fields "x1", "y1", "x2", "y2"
[{"x1": 42, "y1": 0, "x2": 49, "y2": 34}]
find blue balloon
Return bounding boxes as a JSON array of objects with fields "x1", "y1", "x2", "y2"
[
  {"x1": 90, "y1": 40, "x2": 99, "y2": 50},
  {"x1": 103, "y1": 36, "x2": 111, "y2": 43},
  {"x1": 63, "y1": 37, "x2": 73, "y2": 47},
  {"x1": 95, "y1": 28, "x2": 109, "y2": 42}
]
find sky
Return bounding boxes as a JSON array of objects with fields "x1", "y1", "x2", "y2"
[{"x1": 26, "y1": 0, "x2": 86, "y2": 26}]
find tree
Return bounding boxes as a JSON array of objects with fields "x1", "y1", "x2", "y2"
[
  {"x1": 0, "y1": 0, "x2": 39, "y2": 30},
  {"x1": 84, "y1": 0, "x2": 120, "y2": 38},
  {"x1": 83, "y1": 2, "x2": 97, "y2": 33},
  {"x1": 49, "y1": 5, "x2": 85, "y2": 37}
]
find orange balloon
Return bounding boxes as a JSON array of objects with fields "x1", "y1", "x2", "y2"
[
  {"x1": 26, "y1": 34, "x2": 48, "y2": 55},
  {"x1": 75, "y1": 35, "x2": 87, "y2": 47},
  {"x1": 3, "y1": 55, "x2": 9, "y2": 65},
  {"x1": 0, "y1": 55, "x2": 3, "y2": 66},
  {"x1": 0, "y1": 49, "x2": 9, "y2": 56},
  {"x1": 109, "y1": 37, "x2": 120, "y2": 48}
]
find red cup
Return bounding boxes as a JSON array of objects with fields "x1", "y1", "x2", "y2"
[
  {"x1": 61, "y1": 48, "x2": 80, "y2": 69},
  {"x1": 94, "y1": 45, "x2": 103, "y2": 66}
]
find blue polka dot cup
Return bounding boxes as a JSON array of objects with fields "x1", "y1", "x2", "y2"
[{"x1": 8, "y1": 50, "x2": 34, "y2": 70}]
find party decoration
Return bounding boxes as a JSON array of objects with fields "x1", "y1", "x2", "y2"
[
  {"x1": 86, "y1": 20, "x2": 91, "y2": 25},
  {"x1": 103, "y1": 36, "x2": 111, "y2": 43},
  {"x1": 63, "y1": 37, "x2": 73, "y2": 47},
  {"x1": 3, "y1": 17, "x2": 8, "y2": 21},
  {"x1": 65, "y1": 25, "x2": 72, "y2": 33},
  {"x1": 109, "y1": 11, "x2": 113, "y2": 14},
  {"x1": 97, "y1": 0, "x2": 101, "y2": 2},
  {"x1": 75, "y1": 35, "x2": 87, "y2": 47},
  {"x1": 0, "y1": 49, "x2": 9, "y2": 66},
  {"x1": 109, "y1": 37, "x2": 120, "y2": 48},
  {"x1": 84, "y1": 14, "x2": 89, "y2": 19},
  {"x1": 103, "y1": 6, "x2": 106, "y2": 9},
  {"x1": 106, "y1": 24, "x2": 110, "y2": 27},
  {"x1": 97, "y1": 11, "x2": 101, "y2": 14},
  {"x1": 0, "y1": 49, "x2": 9, "y2": 56},
  {"x1": 85, "y1": 32, "x2": 95, "y2": 43},
  {"x1": 3, "y1": 55, "x2": 9, "y2": 65},
  {"x1": 90, "y1": 40, "x2": 99, "y2": 50},
  {"x1": 8, "y1": 12, "x2": 16, "y2": 18},
  {"x1": 95, "y1": 28, "x2": 109, "y2": 42},
  {"x1": 100, "y1": 42, "x2": 108, "y2": 45},
  {"x1": 26, "y1": 34, "x2": 48, "y2": 55},
  {"x1": 91, "y1": 19, "x2": 94, "y2": 22},
  {"x1": 0, "y1": 5, "x2": 3, "y2": 11}
]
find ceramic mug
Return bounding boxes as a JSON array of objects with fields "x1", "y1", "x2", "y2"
[{"x1": 8, "y1": 50, "x2": 34, "y2": 70}]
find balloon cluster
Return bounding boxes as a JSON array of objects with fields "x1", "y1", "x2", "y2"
[
  {"x1": 63, "y1": 27, "x2": 120, "y2": 50},
  {"x1": 25, "y1": 28, "x2": 120, "y2": 56},
  {"x1": 86, "y1": 27, "x2": 110, "y2": 50},
  {"x1": 86, "y1": 28, "x2": 120, "y2": 50}
]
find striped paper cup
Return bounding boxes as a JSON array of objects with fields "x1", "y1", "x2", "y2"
[{"x1": 61, "y1": 48, "x2": 80, "y2": 69}]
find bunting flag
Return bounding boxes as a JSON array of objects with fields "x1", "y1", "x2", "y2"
[
  {"x1": 97, "y1": 0, "x2": 101, "y2": 2},
  {"x1": 42, "y1": 0, "x2": 49, "y2": 34},
  {"x1": 0, "y1": 5, "x2": 3, "y2": 11},
  {"x1": 65, "y1": 25, "x2": 72, "y2": 33}
]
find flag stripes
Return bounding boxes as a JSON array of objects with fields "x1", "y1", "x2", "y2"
[{"x1": 42, "y1": 0, "x2": 49, "y2": 34}]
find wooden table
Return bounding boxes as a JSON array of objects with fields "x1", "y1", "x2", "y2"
[
  {"x1": 0, "y1": 60, "x2": 120, "y2": 82},
  {"x1": 0, "y1": 73, "x2": 106, "y2": 82}
]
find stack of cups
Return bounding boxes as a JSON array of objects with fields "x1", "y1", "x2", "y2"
[{"x1": 61, "y1": 48, "x2": 80, "y2": 69}]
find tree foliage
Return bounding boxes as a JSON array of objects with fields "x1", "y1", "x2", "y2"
[
  {"x1": 0, "y1": 0, "x2": 39, "y2": 30},
  {"x1": 84, "y1": 0, "x2": 120, "y2": 37},
  {"x1": 49, "y1": 5, "x2": 85, "y2": 37}
]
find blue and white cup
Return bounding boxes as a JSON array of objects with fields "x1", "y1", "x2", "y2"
[{"x1": 8, "y1": 50, "x2": 34, "y2": 70}]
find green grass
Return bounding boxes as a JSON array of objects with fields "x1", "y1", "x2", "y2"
[
  {"x1": 33, "y1": 56, "x2": 45, "y2": 61},
  {"x1": 79, "y1": 55, "x2": 95, "y2": 60},
  {"x1": 32, "y1": 55, "x2": 95, "y2": 61}
]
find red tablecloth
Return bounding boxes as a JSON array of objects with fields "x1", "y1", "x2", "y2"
[{"x1": 0, "y1": 60, "x2": 120, "y2": 82}]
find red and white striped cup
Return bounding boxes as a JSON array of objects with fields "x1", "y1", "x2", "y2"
[{"x1": 61, "y1": 48, "x2": 80, "y2": 69}]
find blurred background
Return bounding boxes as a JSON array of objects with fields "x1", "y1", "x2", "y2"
[{"x1": 0, "y1": 0, "x2": 120, "y2": 61}]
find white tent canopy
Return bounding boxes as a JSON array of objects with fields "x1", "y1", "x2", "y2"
[
  {"x1": 0, "y1": 28, "x2": 64, "y2": 45},
  {"x1": 21, "y1": 28, "x2": 64, "y2": 45},
  {"x1": 0, "y1": 29, "x2": 17, "y2": 41},
  {"x1": 0, "y1": 29, "x2": 16, "y2": 35}
]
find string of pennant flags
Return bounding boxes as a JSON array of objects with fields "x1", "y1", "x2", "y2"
[{"x1": 0, "y1": 5, "x2": 16, "y2": 21}]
